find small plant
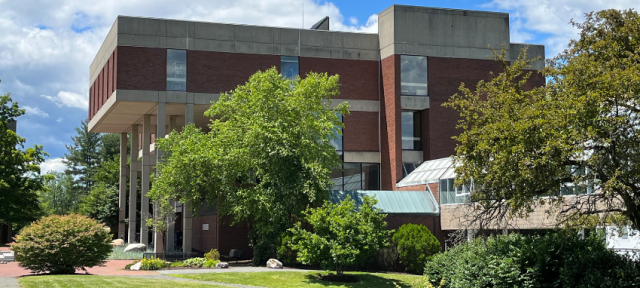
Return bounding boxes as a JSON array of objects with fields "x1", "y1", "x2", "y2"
[
  {"x1": 204, "y1": 249, "x2": 220, "y2": 261},
  {"x1": 203, "y1": 259, "x2": 220, "y2": 268},
  {"x1": 140, "y1": 257, "x2": 168, "y2": 270},
  {"x1": 393, "y1": 223, "x2": 441, "y2": 274},
  {"x1": 125, "y1": 260, "x2": 139, "y2": 270},
  {"x1": 12, "y1": 214, "x2": 112, "y2": 274},
  {"x1": 170, "y1": 261, "x2": 184, "y2": 267},
  {"x1": 183, "y1": 257, "x2": 207, "y2": 267}
]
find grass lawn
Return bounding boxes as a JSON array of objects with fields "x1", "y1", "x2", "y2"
[
  {"x1": 19, "y1": 275, "x2": 229, "y2": 288},
  {"x1": 170, "y1": 271, "x2": 422, "y2": 288}
]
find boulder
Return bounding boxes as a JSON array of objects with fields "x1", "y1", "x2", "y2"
[
  {"x1": 124, "y1": 243, "x2": 147, "y2": 253},
  {"x1": 266, "y1": 258, "x2": 283, "y2": 269},
  {"x1": 112, "y1": 239, "x2": 125, "y2": 246},
  {"x1": 216, "y1": 262, "x2": 229, "y2": 269},
  {"x1": 130, "y1": 261, "x2": 142, "y2": 271}
]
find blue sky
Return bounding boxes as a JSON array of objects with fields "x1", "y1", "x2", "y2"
[{"x1": 1, "y1": 0, "x2": 638, "y2": 173}]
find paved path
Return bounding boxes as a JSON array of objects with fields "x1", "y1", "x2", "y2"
[
  {"x1": 160, "y1": 266, "x2": 318, "y2": 275},
  {"x1": 0, "y1": 278, "x2": 19, "y2": 288}
]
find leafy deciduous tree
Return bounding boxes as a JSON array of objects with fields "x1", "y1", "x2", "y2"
[{"x1": 149, "y1": 67, "x2": 348, "y2": 262}]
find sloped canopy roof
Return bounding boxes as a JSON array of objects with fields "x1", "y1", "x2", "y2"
[
  {"x1": 330, "y1": 190, "x2": 439, "y2": 215},
  {"x1": 396, "y1": 157, "x2": 455, "y2": 188}
]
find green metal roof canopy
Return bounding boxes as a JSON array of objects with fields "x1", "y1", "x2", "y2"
[{"x1": 329, "y1": 190, "x2": 439, "y2": 215}]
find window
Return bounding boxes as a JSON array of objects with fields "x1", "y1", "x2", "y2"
[
  {"x1": 330, "y1": 163, "x2": 380, "y2": 191},
  {"x1": 402, "y1": 111, "x2": 421, "y2": 150},
  {"x1": 330, "y1": 114, "x2": 343, "y2": 151},
  {"x1": 440, "y1": 178, "x2": 469, "y2": 204},
  {"x1": 400, "y1": 55, "x2": 428, "y2": 96},
  {"x1": 402, "y1": 162, "x2": 419, "y2": 177},
  {"x1": 281, "y1": 56, "x2": 299, "y2": 80},
  {"x1": 167, "y1": 49, "x2": 187, "y2": 91}
]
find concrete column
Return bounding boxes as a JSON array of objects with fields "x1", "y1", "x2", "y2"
[
  {"x1": 154, "y1": 103, "x2": 166, "y2": 253},
  {"x1": 140, "y1": 115, "x2": 151, "y2": 246},
  {"x1": 165, "y1": 115, "x2": 178, "y2": 253},
  {"x1": 128, "y1": 125, "x2": 139, "y2": 244},
  {"x1": 183, "y1": 103, "x2": 194, "y2": 253},
  {"x1": 118, "y1": 133, "x2": 127, "y2": 240}
]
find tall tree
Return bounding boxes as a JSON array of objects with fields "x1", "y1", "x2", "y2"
[
  {"x1": 63, "y1": 120, "x2": 101, "y2": 196},
  {"x1": 40, "y1": 172, "x2": 77, "y2": 215},
  {"x1": 98, "y1": 133, "x2": 120, "y2": 163},
  {"x1": 149, "y1": 67, "x2": 348, "y2": 262},
  {"x1": 0, "y1": 79, "x2": 47, "y2": 225},
  {"x1": 447, "y1": 9, "x2": 640, "y2": 230}
]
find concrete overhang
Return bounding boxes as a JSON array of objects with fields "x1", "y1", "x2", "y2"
[{"x1": 400, "y1": 96, "x2": 429, "y2": 110}]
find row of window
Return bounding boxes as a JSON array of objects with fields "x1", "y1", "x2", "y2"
[
  {"x1": 166, "y1": 49, "x2": 429, "y2": 97},
  {"x1": 330, "y1": 161, "x2": 381, "y2": 191},
  {"x1": 165, "y1": 50, "x2": 301, "y2": 91}
]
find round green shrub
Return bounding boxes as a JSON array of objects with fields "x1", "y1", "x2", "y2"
[
  {"x1": 140, "y1": 257, "x2": 168, "y2": 270},
  {"x1": 12, "y1": 214, "x2": 112, "y2": 274},
  {"x1": 204, "y1": 249, "x2": 220, "y2": 261},
  {"x1": 392, "y1": 223, "x2": 441, "y2": 274},
  {"x1": 183, "y1": 257, "x2": 207, "y2": 267}
]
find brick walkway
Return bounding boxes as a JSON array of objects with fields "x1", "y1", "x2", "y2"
[{"x1": 0, "y1": 260, "x2": 159, "y2": 277}]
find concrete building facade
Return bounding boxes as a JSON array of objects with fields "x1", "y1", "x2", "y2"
[{"x1": 88, "y1": 4, "x2": 545, "y2": 255}]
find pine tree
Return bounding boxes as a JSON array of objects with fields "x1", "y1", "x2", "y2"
[{"x1": 63, "y1": 120, "x2": 101, "y2": 198}]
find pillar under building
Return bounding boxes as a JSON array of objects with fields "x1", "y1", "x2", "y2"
[
  {"x1": 118, "y1": 133, "x2": 127, "y2": 240},
  {"x1": 128, "y1": 125, "x2": 139, "y2": 244}
]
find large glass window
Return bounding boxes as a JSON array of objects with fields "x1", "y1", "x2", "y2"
[
  {"x1": 281, "y1": 56, "x2": 299, "y2": 80},
  {"x1": 330, "y1": 114, "x2": 343, "y2": 151},
  {"x1": 402, "y1": 162, "x2": 420, "y2": 177},
  {"x1": 440, "y1": 178, "x2": 469, "y2": 205},
  {"x1": 167, "y1": 49, "x2": 187, "y2": 91},
  {"x1": 330, "y1": 163, "x2": 380, "y2": 191},
  {"x1": 400, "y1": 55, "x2": 428, "y2": 96},
  {"x1": 402, "y1": 111, "x2": 421, "y2": 150}
]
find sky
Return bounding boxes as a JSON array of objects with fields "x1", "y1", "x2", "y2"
[{"x1": 1, "y1": 0, "x2": 639, "y2": 174}]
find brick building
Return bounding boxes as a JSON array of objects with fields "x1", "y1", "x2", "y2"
[{"x1": 87, "y1": 4, "x2": 545, "y2": 255}]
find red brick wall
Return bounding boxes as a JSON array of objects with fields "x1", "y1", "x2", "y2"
[
  {"x1": 396, "y1": 184, "x2": 427, "y2": 191},
  {"x1": 188, "y1": 51, "x2": 279, "y2": 94},
  {"x1": 192, "y1": 215, "x2": 218, "y2": 253},
  {"x1": 299, "y1": 57, "x2": 379, "y2": 101},
  {"x1": 117, "y1": 46, "x2": 166, "y2": 91},
  {"x1": 428, "y1": 182, "x2": 440, "y2": 204},
  {"x1": 343, "y1": 111, "x2": 379, "y2": 151},
  {"x1": 89, "y1": 48, "x2": 119, "y2": 121},
  {"x1": 217, "y1": 216, "x2": 253, "y2": 260},
  {"x1": 380, "y1": 55, "x2": 402, "y2": 190},
  {"x1": 385, "y1": 214, "x2": 446, "y2": 251},
  {"x1": 426, "y1": 57, "x2": 504, "y2": 160}
]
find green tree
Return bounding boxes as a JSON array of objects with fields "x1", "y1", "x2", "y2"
[
  {"x1": 0, "y1": 80, "x2": 47, "y2": 226},
  {"x1": 40, "y1": 172, "x2": 77, "y2": 215},
  {"x1": 446, "y1": 9, "x2": 640, "y2": 230},
  {"x1": 392, "y1": 223, "x2": 441, "y2": 274},
  {"x1": 288, "y1": 196, "x2": 392, "y2": 277},
  {"x1": 149, "y1": 67, "x2": 348, "y2": 263},
  {"x1": 77, "y1": 183, "x2": 119, "y2": 229},
  {"x1": 63, "y1": 120, "x2": 101, "y2": 196},
  {"x1": 98, "y1": 133, "x2": 120, "y2": 163}
]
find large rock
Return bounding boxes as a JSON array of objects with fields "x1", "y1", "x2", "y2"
[
  {"x1": 112, "y1": 239, "x2": 125, "y2": 246},
  {"x1": 130, "y1": 261, "x2": 142, "y2": 270},
  {"x1": 216, "y1": 262, "x2": 229, "y2": 269},
  {"x1": 266, "y1": 258, "x2": 283, "y2": 269},
  {"x1": 124, "y1": 243, "x2": 147, "y2": 253}
]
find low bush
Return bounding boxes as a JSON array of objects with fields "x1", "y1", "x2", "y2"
[
  {"x1": 170, "y1": 261, "x2": 184, "y2": 267},
  {"x1": 395, "y1": 276, "x2": 445, "y2": 288},
  {"x1": 393, "y1": 224, "x2": 441, "y2": 274},
  {"x1": 140, "y1": 257, "x2": 168, "y2": 270},
  {"x1": 424, "y1": 231, "x2": 640, "y2": 288},
  {"x1": 183, "y1": 257, "x2": 207, "y2": 267},
  {"x1": 203, "y1": 259, "x2": 220, "y2": 268},
  {"x1": 12, "y1": 214, "x2": 112, "y2": 274},
  {"x1": 204, "y1": 249, "x2": 220, "y2": 261}
]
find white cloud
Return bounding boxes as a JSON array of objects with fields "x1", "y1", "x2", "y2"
[
  {"x1": 41, "y1": 91, "x2": 88, "y2": 110},
  {"x1": 485, "y1": 0, "x2": 640, "y2": 57},
  {"x1": 56, "y1": 117, "x2": 63, "y2": 122},
  {"x1": 40, "y1": 157, "x2": 66, "y2": 174},
  {"x1": 23, "y1": 105, "x2": 49, "y2": 118}
]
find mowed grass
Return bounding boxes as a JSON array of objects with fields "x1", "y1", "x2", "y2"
[
  {"x1": 170, "y1": 271, "x2": 422, "y2": 288},
  {"x1": 19, "y1": 275, "x2": 229, "y2": 288}
]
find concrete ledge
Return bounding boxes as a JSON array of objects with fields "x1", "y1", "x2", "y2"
[
  {"x1": 327, "y1": 99, "x2": 379, "y2": 112},
  {"x1": 400, "y1": 96, "x2": 429, "y2": 110},
  {"x1": 344, "y1": 151, "x2": 381, "y2": 163},
  {"x1": 402, "y1": 150, "x2": 423, "y2": 163},
  {"x1": 88, "y1": 90, "x2": 118, "y2": 132}
]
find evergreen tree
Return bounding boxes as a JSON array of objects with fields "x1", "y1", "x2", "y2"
[{"x1": 63, "y1": 120, "x2": 101, "y2": 196}]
